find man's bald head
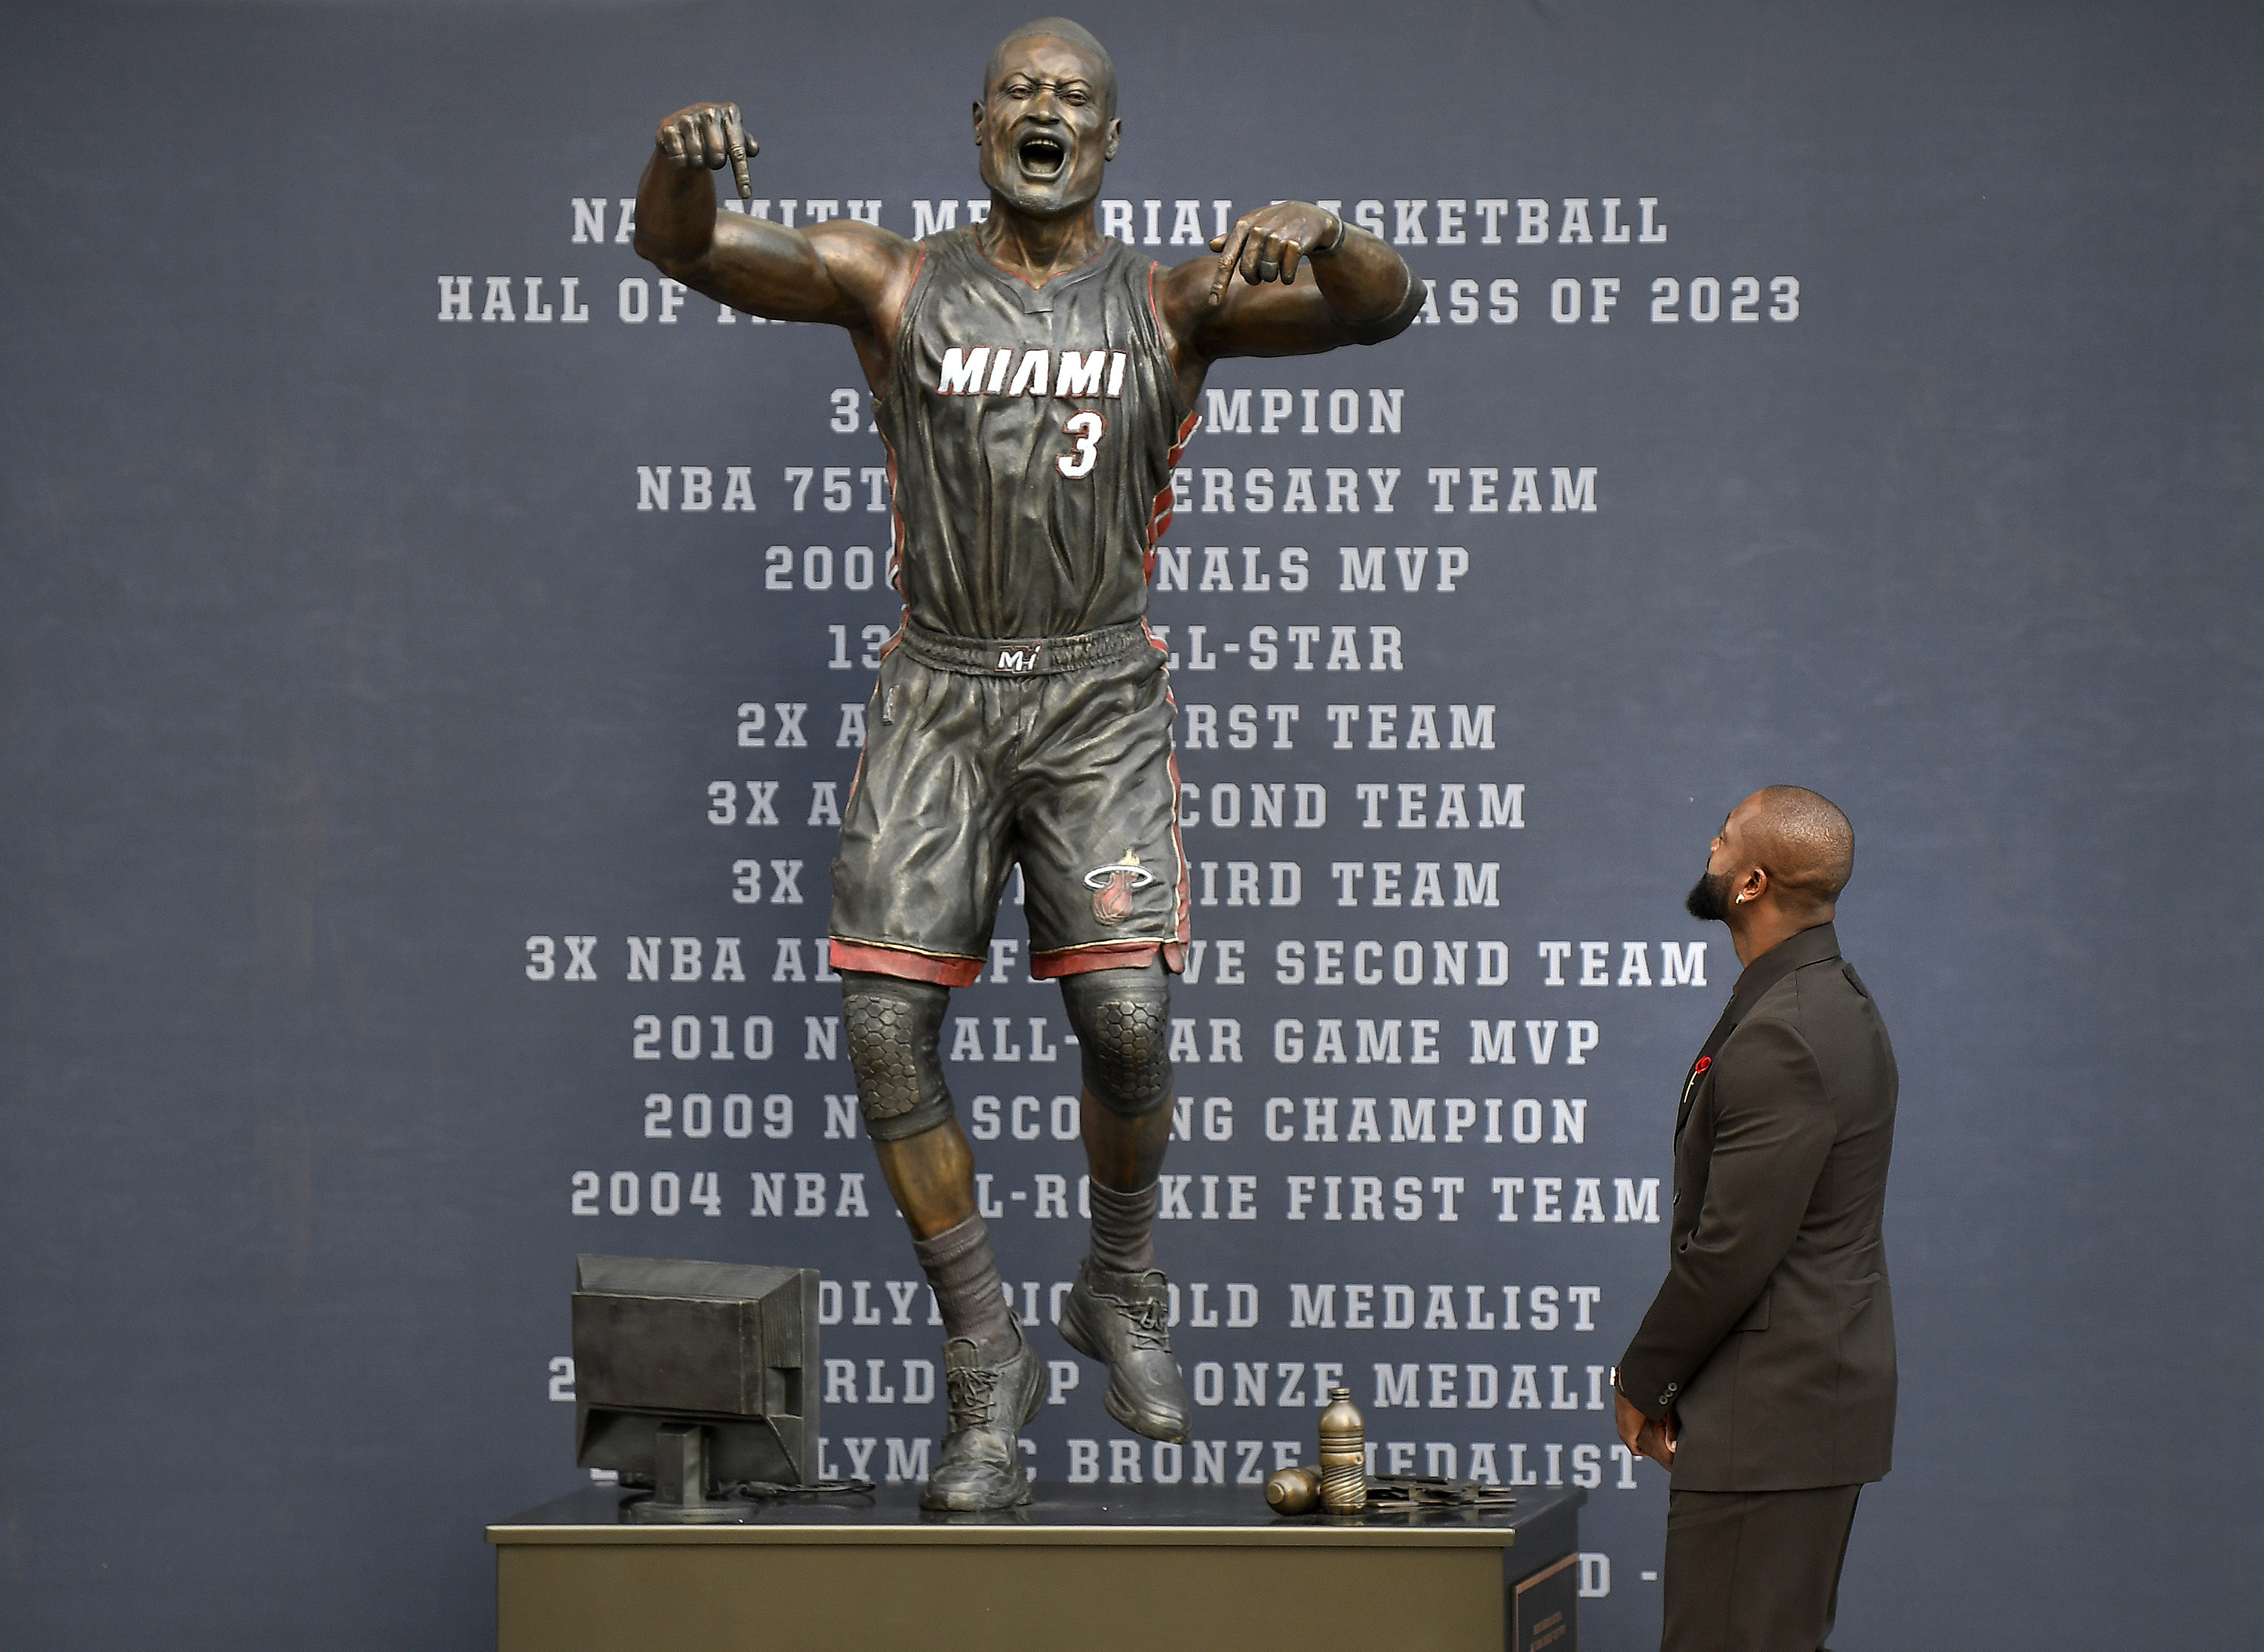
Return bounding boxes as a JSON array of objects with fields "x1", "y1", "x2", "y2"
[
  {"x1": 1743, "y1": 786, "x2": 1856, "y2": 906},
  {"x1": 1687, "y1": 786, "x2": 1856, "y2": 931},
  {"x1": 985, "y1": 17, "x2": 1117, "y2": 114}
]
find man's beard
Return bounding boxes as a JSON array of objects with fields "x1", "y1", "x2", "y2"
[{"x1": 1684, "y1": 866, "x2": 1736, "y2": 923}]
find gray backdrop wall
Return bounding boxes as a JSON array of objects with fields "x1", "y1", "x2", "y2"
[{"x1": 2, "y1": 2, "x2": 2257, "y2": 1647}]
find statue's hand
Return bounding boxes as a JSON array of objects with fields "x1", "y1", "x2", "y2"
[
  {"x1": 657, "y1": 103, "x2": 756, "y2": 200},
  {"x1": 1206, "y1": 203, "x2": 1344, "y2": 306}
]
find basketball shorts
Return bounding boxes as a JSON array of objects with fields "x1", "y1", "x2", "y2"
[{"x1": 827, "y1": 620, "x2": 1191, "y2": 987}]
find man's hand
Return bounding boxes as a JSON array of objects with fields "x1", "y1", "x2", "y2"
[
  {"x1": 1616, "y1": 1388, "x2": 1678, "y2": 1470},
  {"x1": 657, "y1": 102, "x2": 756, "y2": 202},
  {"x1": 1207, "y1": 203, "x2": 1343, "y2": 305},
  {"x1": 1160, "y1": 197, "x2": 1414, "y2": 384},
  {"x1": 633, "y1": 101, "x2": 912, "y2": 359}
]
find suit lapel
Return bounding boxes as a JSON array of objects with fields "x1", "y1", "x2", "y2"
[{"x1": 1672, "y1": 922, "x2": 1842, "y2": 1141}]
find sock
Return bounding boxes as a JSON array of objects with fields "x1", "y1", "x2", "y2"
[
  {"x1": 912, "y1": 1214, "x2": 1017, "y2": 1358},
  {"x1": 1086, "y1": 1179, "x2": 1159, "y2": 1274}
]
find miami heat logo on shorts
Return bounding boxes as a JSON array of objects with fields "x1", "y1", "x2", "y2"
[{"x1": 1083, "y1": 852, "x2": 1155, "y2": 925}]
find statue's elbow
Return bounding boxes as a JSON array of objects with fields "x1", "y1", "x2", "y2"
[{"x1": 1348, "y1": 280, "x2": 1425, "y2": 346}]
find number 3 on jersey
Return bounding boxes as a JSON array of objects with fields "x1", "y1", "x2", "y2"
[{"x1": 1056, "y1": 410, "x2": 1106, "y2": 478}]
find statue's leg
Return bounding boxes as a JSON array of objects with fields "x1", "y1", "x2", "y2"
[
  {"x1": 1007, "y1": 639, "x2": 1189, "y2": 1442},
  {"x1": 1066, "y1": 958, "x2": 1174, "y2": 1254},
  {"x1": 842, "y1": 970, "x2": 1041, "y2": 1509},
  {"x1": 1055, "y1": 960, "x2": 1192, "y2": 1443},
  {"x1": 829, "y1": 654, "x2": 1044, "y2": 1508}
]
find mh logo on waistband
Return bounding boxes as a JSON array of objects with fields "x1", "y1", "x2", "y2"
[
  {"x1": 937, "y1": 347, "x2": 1129, "y2": 399},
  {"x1": 995, "y1": 642, "x2": 1044, "y2": 673}
]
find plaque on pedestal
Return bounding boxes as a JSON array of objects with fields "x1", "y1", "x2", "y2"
[{"x1": 1512, "y1": 1550, "x2": 1580, "y2": 1651}]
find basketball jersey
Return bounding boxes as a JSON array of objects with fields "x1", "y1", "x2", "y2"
[{"x1": 876, "y1": 226, "x2": 1197, "y2": 641}]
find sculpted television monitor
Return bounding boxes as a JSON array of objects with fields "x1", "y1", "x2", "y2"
[{"x1": 571, "y1": 1254, "x2": 820, "y2": 1514}]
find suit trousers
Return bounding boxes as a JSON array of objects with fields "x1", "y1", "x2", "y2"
[{"x1": 1662, "y1": 1483, "x2": 1862, "y2": 1652}]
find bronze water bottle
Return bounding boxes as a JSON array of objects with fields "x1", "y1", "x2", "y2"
[{"x1": 1318, "y1": 1385, "x2": 1367, "y2": 1513}]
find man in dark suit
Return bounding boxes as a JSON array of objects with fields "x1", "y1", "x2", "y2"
[{"x1": 1615, "y1": 786, "x2": 1897, "y2": 1650}]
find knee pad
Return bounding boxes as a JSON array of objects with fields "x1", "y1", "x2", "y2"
[
  {"x1": 1060, "y1": 961, "x2": 1172, "y2": 1118},
  {"x1": 841, "y1": 973, "x2": 955, "y2": 1141}
]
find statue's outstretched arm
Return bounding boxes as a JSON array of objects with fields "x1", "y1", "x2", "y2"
[
  {"x1": 632, "y1": 102, "x2": 918, "y2": 349},
  {"x1": 1157, "y1": 202, "x2": 1422, "y2": 377}
]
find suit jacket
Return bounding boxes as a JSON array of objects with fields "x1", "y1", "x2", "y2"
[{"x1": 1617, "y1": 921, "x2": 1898, "y2": 1491}]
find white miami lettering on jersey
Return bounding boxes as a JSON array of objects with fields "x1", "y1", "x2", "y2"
[{"x1": 936, "y1": 346, "x2": 1130, "y2": 398}]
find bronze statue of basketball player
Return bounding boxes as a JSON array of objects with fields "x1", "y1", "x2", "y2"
[{"x1": 635, "y1": 16, "x2": 1420, "y2": 1509}]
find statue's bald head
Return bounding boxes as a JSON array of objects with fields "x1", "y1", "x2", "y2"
[
  {"x1": 986, "y1": 17, "x2": 1118, "y2": 115},
  {"x1": 1743, "y1": 786, "x2": 1856, "y2": 908}
]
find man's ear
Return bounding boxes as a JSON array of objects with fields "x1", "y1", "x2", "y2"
[
  {"x1": 1737, "y1": 866, "x2": 1767, "y2": 905},
  {"x1": 974, "y1": 100, "x2": 985, "y2": 143},
  {"x1": 1103, "y1": 117, "x2": 1122, "y2": 162}
]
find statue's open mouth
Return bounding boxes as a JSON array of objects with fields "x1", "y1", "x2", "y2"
[{"x1": 1017, "y1": 134, "x2": 1066, "y2": 177}]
